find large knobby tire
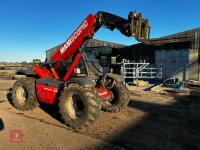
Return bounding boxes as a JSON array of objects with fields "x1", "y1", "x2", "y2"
[
  {"x1": 102, "y1": 82, "x2": 129, "y2": 112},
  {"x1": 12, "y1": 77, "x2": 39, "y2": 111},
  {"x1": 59, "y1": 83, "x2": 101, "y2": 131}
]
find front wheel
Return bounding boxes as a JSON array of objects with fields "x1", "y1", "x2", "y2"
[
  {"x1": 12, "y1": 77, "x2": 39, "y2": 111},
  {"x1": 102, "y1": 82, "x2": 129, "y2": 112},
  {"x1": 59, "y1": 83, "x2": 101, "y2": 131}
]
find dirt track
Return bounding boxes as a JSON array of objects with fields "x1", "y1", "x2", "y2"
[{"x1": 0, "y1": 80, "x2": 200, "y2": 150}]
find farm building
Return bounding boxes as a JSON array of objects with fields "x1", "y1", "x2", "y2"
[
  {"x1": 45, "y1": 28, "x2": 200, "y2": 82},
  {"x1": 117, "y1": 28, "x2": 200, "y2": 82}
]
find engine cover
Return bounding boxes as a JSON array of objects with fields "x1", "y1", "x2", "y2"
[{"x1": 36, "y1": 78, "x2": 64, "y2": 104}]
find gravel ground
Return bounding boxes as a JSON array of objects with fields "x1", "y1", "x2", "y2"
[{"x1": 0, "y1": 79, "x2": 200, "y2": 150}]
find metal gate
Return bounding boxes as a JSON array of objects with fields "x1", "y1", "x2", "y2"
[{"x1": 121, "y1": 59, "x2": 162, "y2": 83}]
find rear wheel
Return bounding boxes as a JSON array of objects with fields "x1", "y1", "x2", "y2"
[
  {"x1": 102, "y1": 82, "x2": 129, "y2": 112},
  {"x1": 59, "y1": 83, "x2": 101, "y2": 131},
  {"x1": 12, "y1": 77, "x2": 39, "y2": 111}
]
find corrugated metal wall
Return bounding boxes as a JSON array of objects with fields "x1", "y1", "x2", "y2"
[
  {"x1": 192, "y1": 29, "x2": 200, "y2": 49},
  {"x1": 189, "y1": 29, "x2": 200, "y2": 81},
  {"x1": 46, "y1": 45, "x2": 60, "y2": 61},
  {"x1": 154, "y1": 28, "x2": 200, "y2": 81},
  {"x1": 155, "y1": 49, "x2": 189, "y2": 80},
  {"x1": 116, "y1": 44, "x2": 155, "y2": 63}
]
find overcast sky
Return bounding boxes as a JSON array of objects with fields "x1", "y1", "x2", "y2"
[{"x1": 0, "y1": 0, "x2": 199, "y2": 62}]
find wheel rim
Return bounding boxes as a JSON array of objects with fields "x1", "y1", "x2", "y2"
[
  {"x1": 104, "y1": 87, "x2": 118, "y2": 106},
  {"x1": 65, "y1": 94, "x2": 85, "y2": 120},
  {"x1": 16, "y1": 86, "x2": 28, "y2": 105}
]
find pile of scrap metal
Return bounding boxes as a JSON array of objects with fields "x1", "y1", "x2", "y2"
[
  {"x1": 187, "y1": 80, "x2": 200, "y2": 96},
  {"x1": 163, "y1": 78, "x2": 200, "y2": 96}
]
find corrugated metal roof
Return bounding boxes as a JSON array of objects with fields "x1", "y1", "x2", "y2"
[
  {"x1": 115, "y1": 28, "x2": 200, "y2": 63},
  {"x1": 45, "y1": 39, "x2": 126, "y2": 61},
  {"x1": 46, "y1": 39, "x2": 125, "y2": 53},
  {"x1": 85, "y1": 39, "x2": 125, "y2": 48},
  {"x1": 146, "y1": 28, "x2": 200, "y2": 48}
]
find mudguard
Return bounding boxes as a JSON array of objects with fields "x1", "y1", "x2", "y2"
[
  {"x1": 66, "y1": 77, "x2": 94, "y2": 88},
  {"x1": 16, "y1": 68, "x2": 36, "y2": 76}
]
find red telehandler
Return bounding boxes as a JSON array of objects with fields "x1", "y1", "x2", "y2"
[{"x1": 11, "y1": 11, "x2": 150, "y2": 130}]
